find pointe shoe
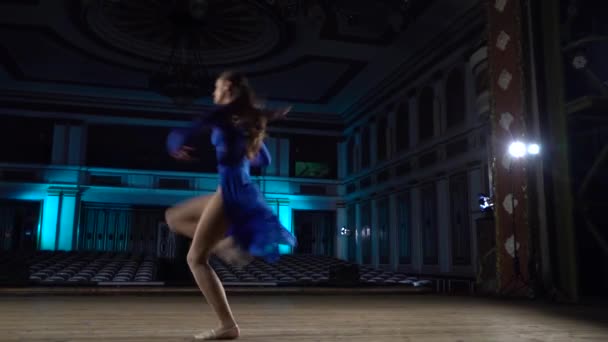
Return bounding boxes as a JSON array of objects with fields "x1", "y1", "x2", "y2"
[{"x1": 193, "y1": 325, "x2": 240, "y2": 340}]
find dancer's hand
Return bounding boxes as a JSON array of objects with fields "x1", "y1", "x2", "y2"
[
  {"x1": 265, "y1": 106, "x2": 291, "y2": 121},
  {"x1": 171, "y1": 145, "x2": 197, "y2": 161},
  {"x1": 276, "y1": 105, "x2": 292, "y2": 119}
]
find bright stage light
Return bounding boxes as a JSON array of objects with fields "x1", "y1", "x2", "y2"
[
  {"x1": 508, "y1": 141, "x2": 527, "y2": 158},
  {"x1": 527, "y1": 143, "x2": 540, "y2": 155}
]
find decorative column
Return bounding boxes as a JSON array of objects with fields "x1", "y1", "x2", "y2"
[
  {"x1": 410, "y1": 188, "x2": 422, "y2": 272},
  {"x1": 371, "y1": 198, "x2": 379, "y2": 266},
  {"x1": 355, "y1": 202, "x2": 362, "y2": 264},
  {"x1": 39, "y1": 187, "x2": 81, "y2": 251},
  {"x1": 408, "y1": 91, "x2": 418, "y2": 148},
  {"x1": 436, "y1": 178, "x2": 451, "y2": 273},
  {"x1": 432, "y1": 72, "x2": 446, "y2": 136},
  {"x1": 387, "y1": 108, "x2": 396, "y2": 159},
  {"x1": 337, "y1": 138, "x2": 348, "y2": 180},
  {"x1": 470, "y1": 43, "x2": 492, "y2": 195},
  {"x1": 468, "y1": 168, "x2": 485, "y2": 274},
  {"x1": 277, "y1": 137, "x2": 290, "y2": 177},
  {"x1": 470, "y1": 44, "x2": 490, "y2": 121},
  {"x1": 486, "y1": 0, "x2": 530, "y2": 295},
  {"x1": 389, "y1": 193, "x2": 399, "y2": 270},
  {"x1": 276, "y1": 198, "x2": 293, "y2": 254},
  {"x1": 370, "y1": 121, "x2": 378, "y2": 166},
  {"x1": 335, "y1": 201, "x2": 347, "y2": 260},
  {"x1": 52, "y1": 124, "x2": 87, "y2": 165}
]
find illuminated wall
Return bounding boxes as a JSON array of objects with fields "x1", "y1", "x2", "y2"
[
  {"x1": 0, "y1": 125, "x2": 342, "y2": 256},
  {"x1": 340, "y1": 29, "x2": 488, "y2": 275}
]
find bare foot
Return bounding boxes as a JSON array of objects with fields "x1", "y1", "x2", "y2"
[
  {"x1": 218, "y1": 247, "x2": 253, "y2": 267},
  {"x1": 214, "y1": 238, "x2": 253, "y2": 267},
  {"x1": 193, "y1": 325, "x2": 240, "y2": 340}
]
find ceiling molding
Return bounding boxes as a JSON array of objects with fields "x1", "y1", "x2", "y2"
[
  {"x1": 0, "y1": 89, "x2": 343, "y2": 125},
  {"x1": 0, "y1": 25, "x2": 366, "y2": 105},
  {"x1": 342, "y1": 5, "x2": 485, "y2": 126}
]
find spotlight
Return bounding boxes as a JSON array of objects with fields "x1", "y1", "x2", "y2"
[
  {"x1": 478, "y1": 193, "x2": 494, "y2": 212},
  {"x1": 527, "y1": 143, "x2": 540, "y2": 155},
  {"x1": 508, "y1": 141, "x2": 527, "y2": 158},
  {"x1": 340, "y1": 227, "x2": 351, "y2": 236}
]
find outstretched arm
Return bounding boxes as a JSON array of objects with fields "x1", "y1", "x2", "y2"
[
  {"x1": 250, "y1": 142, "x2": 271, "y2": 167},
  {"x1": 167, "y1": 105, "x2": 231, "y2": 160}
]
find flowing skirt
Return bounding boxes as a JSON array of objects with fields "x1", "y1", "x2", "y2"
[{"x1": 218, "y1": 166, "x2": 297, "y2": 263}]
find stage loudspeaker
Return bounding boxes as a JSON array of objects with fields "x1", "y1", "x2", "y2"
[{"x1": 328, "y1": 264, "x2": 360, "y2": 286}]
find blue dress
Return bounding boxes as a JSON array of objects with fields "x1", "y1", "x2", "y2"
[{"x1": 167, "y1": 104, "x2": 297, "y2": 262}]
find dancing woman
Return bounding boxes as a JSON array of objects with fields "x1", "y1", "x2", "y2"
[{"x1": 164, "y1": 71, "x2": 296, "y2": 340}]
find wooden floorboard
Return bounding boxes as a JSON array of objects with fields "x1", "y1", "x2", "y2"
[
  {"x1": 0, "y1": 285, "x2": 429, "y2": 296},
  {"x1": 1, "y1": 294, "x2": 607, "y2": 341}
]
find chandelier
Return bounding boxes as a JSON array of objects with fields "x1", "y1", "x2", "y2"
[
  {"x1": 148, "y1": 0, "x2": 215, "y2": 107},
  {"x1": 149, "y1": 36, "x2": 214, "y2": 107}
]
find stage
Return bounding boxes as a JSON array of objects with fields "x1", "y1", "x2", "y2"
[{"x1": 1, "y1": 294, "x2": 607, "y2": 341}]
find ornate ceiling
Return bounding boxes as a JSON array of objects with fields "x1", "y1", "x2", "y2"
[{"x1": 0, "y1": 0, "x2": 481, "y2": 126}]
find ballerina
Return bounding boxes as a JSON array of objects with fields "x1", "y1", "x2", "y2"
[{"x1": 164, "y1": 71, "x2": 296, "y2": 340}]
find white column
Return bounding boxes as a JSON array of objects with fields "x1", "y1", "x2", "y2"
[
  {"x1": 371, "y1": 198, "x2": 379, "y2": 266},
  {"x1": 52, "y1": 124, "x2": 87, "y2": 166},
  {"x1": 410, "y1": 188, "x2": 422, "y2": 272},
  {"x1": 277, "y1": 198, "x2": 293, "y2": 254},
  {"x1": 51, "y1": 124, "x2": 68, "y2": 164},
  {"x1": 355, "y1": 201, "x2": 362, "y2": 264},
  {"x1": 58, "y1": 188, "x2": 80, "y2": 250},
  {"x1": 354, "y1": 130, "x2": 361, "y2": 173},
  {"x1": 337, "y1": 139, "x2": 347, "y2": 179},
  {"x1": 464, "y1": 59, "x2": 476, "y2": 124},
  {"x1": 370, "y1": 121, "x2": 378, "y2": 166},
  {"x1": 40, "y1": 188, "x2": 61, "y2": 250},
  {"x1": 433, "y1": 78, "x2": 446, "y2": 136},
  {"x1": 40, "y1": 187, "x2": 81, "y2": 251},
  {"x1": 408, "y1": 96, "x2": 418, "y2": 148},
  {"x1": 436, "y1": 178, "x2": 451, "y2": 273},
  {"x1": 67, "y1": 125, "x2": 86, "y2": 165},
  {"x1": 468, "y1": 168, "x2": 484, "y2": 274},
  {"x1": 387, "y1": 109, "x2": 396, "y2": 159},
  {"x1": 335, "y1": 202, "x2": 347, "y2": 260},
  {"x1": 469, "y1": 45, "x2": 490, "y2": 121},
  {"x1": 389, "y1": 193, "x2": 399, "y2": 270}
]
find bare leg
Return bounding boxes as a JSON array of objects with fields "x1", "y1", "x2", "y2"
[
  {"x1": 165, "y1": 194, "x2": 214, "y2": 238},
  {"x1": 187, "y1": 189, "x2": 240, "y2": 340},
  {"x1": 213, "y1": 237, "x2": 253, "y2": 267},
  {"x1": 165, "y1": 194, "x2": 247, "y2": 266}
]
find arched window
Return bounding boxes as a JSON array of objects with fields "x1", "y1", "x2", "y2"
[
  {"x1": 346, "y1": 136, "x2": 355, "y2": 174},
  {"x1": 376, "y1": 115, "x2": 388, "y2": 162},
  {"x1": 446, "y1": 68, "x2": 466, "y2": 128},
  {"x1": 418, "y1": 86, "x2": 435, "y2": 141},
  {"x1": 360, "y1": 125, "x2": 370, "y2": 169},
  {"x1": 396, "y1": 99, "x2": 410, "y2": 151}
]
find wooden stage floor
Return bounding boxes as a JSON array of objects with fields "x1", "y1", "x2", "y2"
[{"x1": 1, "y1": 294, "x2": 608, "y2": 341}]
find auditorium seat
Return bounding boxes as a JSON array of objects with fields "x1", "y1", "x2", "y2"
[{"x1": 0, "y1": 251, "x2": 434, "y2": 289}]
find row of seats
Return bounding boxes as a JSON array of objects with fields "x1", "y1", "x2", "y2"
[{"x1": 0, "y1": 251, "x2": 432, "y2": 288}]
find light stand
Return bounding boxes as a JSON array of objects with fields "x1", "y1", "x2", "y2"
[{"x1": 500, "y1": 142, "x2": 540, "y2": 297}]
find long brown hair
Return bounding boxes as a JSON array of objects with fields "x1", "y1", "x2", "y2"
[{"x1": 218, "y1": 71, "x2": 267, "y2": 159}]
